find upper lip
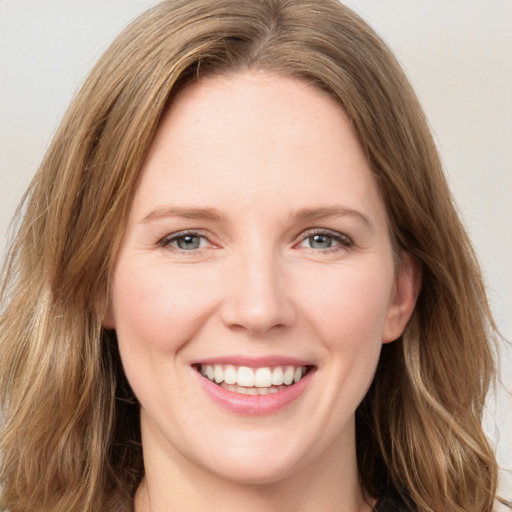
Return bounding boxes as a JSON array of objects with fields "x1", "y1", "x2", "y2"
[{"x1": 191, "y1": 355, "x2": 314, "y2": 368}]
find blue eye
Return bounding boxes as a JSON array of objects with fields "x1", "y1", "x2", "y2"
[
  {"x1": 160, "y1": 232, "x2": 209, "y2": 251},
  {"x1": 308, "y1": 234, "x2": 335, "y2": 249},
  {"x1": 174, "y1": 235, "x2": 203, "y2": 250},
  {"x1": 299, "y1": 231, "x2": 352, "y2": 251}
]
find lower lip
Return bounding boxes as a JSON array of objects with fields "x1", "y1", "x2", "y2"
[{"x1": 195, "y1": 369, "x2": 314, "y2": 416}]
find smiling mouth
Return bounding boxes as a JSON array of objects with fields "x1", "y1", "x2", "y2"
[{"x1": 194, "y1": 364, "x2": 314, "y2": 396}]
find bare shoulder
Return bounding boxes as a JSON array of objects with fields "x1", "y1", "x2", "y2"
[{"x1": 495, "y1": 497, "x2": 512, "y2": 511}]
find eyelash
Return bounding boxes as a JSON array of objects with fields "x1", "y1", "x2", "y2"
[
  {"x1": 158, "y1": 230, "x2": 212, "y2": 253},
  {"x1": 158, "y1": 229, "x2": 353, "y2": 254},
  {"x1": 296, "y1": 229, "x2": 353, "y2": 252}
]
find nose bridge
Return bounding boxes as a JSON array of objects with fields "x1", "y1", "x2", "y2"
[{"x1": 220, "y1": 240, "x2": 295, "y2": 333}]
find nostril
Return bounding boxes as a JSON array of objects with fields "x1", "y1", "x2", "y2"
[
  {"x1": 218, "y1": 263, "x2": 296, "y2": 333},
  {"x1": 219, "y1": 299, "x2": 296, "y2": 334}
]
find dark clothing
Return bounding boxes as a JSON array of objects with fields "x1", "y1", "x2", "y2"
[{"x1": 374, "y1": 491, "x2": 416, "y2": 512}]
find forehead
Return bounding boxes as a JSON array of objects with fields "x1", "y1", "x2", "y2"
[
  {"x1": 131, "y1": 71, "x2": 386, "y2": 226},
  {"x1": 155, "y1": 71, "x2": 362, "y2": 160}
]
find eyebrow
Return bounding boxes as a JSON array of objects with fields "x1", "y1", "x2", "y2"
[
  {"x1": 141, "y1": 206, "x2": 224, "y2": 223},
  {"x1": 141, "y1": 204, "x2": 373, "y2": 231},
  {"x1": 292, "y1": 206, "x2": 374, "y2": 232}
]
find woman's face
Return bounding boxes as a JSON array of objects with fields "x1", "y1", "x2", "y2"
[{"x1": 107, "y1": 72, "x2": 418, "y2": 486}]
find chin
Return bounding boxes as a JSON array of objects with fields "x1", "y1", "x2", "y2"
[
  {"x1": 204, "y1": 456, "x2": 304, "y2": 486},
  {"x1": 188, "y1": 430, "x2": 317, "y2": 486}
]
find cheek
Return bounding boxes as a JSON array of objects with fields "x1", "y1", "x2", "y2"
[
  {"x1": 297, "y1": 265, "x2": 394, "y2": 421},
  {"x1": 298, "y1": 264, "x2": 394, "y2": 346},
  {"x1": 110, "y1": 258, "x2": 219, "y2": 355},
  {"x1": 109, "y1": 259, "x2": 221, "y2": 419}
]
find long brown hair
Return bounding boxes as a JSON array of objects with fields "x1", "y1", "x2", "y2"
[{"x1": 0, "y1": 1, "x2": 500, "y2": 511}]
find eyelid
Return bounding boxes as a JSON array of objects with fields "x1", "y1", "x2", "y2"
[
  {"x1": 158, "y1": 229, "x2": 216, "y2": 251},
  {"x1": 295, "y1": 228, "x2": 353, "y2": 250},
  {"x1": 157, "y1": 228, "x2": 352, "y2": 253}
]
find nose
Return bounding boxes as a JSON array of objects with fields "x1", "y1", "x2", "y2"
[{"x1": 219, "y1": 249, "x2": 296, "y2": 334}]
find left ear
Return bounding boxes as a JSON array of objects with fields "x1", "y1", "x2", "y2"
[{"x1": 382, "y1": 251, "x2": 422, "y2": 343}]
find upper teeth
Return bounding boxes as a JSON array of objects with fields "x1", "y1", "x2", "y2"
[{"x1": 199, "y1": 364, "x2": 306, "y2": 388}]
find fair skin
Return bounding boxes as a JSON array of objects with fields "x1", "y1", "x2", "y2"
[{"x1": 106, "y1": 71, "x2": 420, "y2": 512}]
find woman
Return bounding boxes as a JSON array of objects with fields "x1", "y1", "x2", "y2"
[{"x1": 0, "y1": 1, "x2": 507, "y2": 511}]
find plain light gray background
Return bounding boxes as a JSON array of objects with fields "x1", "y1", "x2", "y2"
[{"x1": 1, "y1": 0, "x2": 510, "y2": 497}]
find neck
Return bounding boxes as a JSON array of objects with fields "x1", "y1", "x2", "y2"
[
  {"x1": 135, "y1": 417, "x2": 373, "y2": 512},
  {"x1": 135, "y1": 477, "x2": 372, "y2": 512}
]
